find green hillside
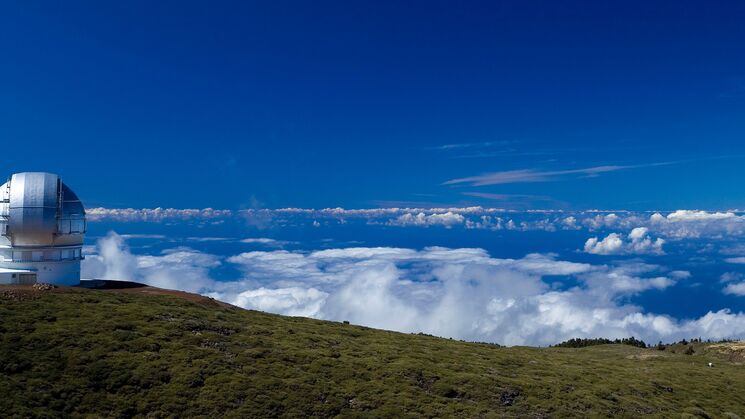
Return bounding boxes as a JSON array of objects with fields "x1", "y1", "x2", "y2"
[{"x1": 1, "y1": 285, "x2": 745, "y2": 418}]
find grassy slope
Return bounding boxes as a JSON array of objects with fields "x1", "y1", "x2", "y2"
[{"x1": 1, "y1": 287, "x2": 744, "y2": 418}]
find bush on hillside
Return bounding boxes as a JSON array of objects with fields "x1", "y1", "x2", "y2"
[{"x1": 553, "y1": 337, "x2": 647, "y2": 349}]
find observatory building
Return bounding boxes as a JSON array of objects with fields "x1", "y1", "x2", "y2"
[{"x1": 0, "y1": 172, "x2": 86, "y2": 285}]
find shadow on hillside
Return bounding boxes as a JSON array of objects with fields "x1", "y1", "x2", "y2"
[{"x1": 79, "y1": 279, "x2": 148, "y2": 290}]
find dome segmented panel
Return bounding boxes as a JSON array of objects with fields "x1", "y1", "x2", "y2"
[
  {"x1": 0, "y1": 182, "x2": 7, "y2": 242},
  {"x1": 0, "y1": 172, "x2": 86, "y2": 247},
  {"x1": 8, "y1": 173, "x2": 59, "y2": 246}
]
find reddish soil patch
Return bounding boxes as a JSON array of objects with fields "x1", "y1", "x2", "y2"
[
  {"x1": 1, "y1": 280, "x2": 233, "y2": 308},
  {"x1": 83, "y1": 280, "x2": 232, "y2": 307},
  {"x1": 103, "y1": 285, "x2": 222, "y2": 304}
]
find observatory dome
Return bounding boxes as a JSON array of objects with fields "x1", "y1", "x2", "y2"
[{"x1": 0, "y1": 172, "x2": 86, "y2": 285}]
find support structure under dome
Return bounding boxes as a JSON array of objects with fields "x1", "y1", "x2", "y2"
[{"x1": 0, "y1": 172, "x2": 86, "y2": 285}]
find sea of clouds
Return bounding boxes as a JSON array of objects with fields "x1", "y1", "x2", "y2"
[{"x1": 80, "y1": 207, "x2": 745, "y2": 346}]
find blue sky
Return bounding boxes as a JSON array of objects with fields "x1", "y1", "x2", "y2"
[
  {"x1": 2, "y1": 1, "x2": 745, "y2": 210},
  {"x1": 5, "y1": 2, "x2": 745, "y2": 345}
]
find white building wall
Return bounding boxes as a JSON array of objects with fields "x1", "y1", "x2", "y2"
[
  {"x1": 0, "y1": 260, "x2": 81, "y2": 285},
  {"x1": 0, "y1": 269, "x2": 37, "y2": 285}
]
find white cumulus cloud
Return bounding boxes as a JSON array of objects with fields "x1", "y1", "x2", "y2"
[
  {"x1": 234, "y1": 287, "x2": 328, "y2": 317},
  {"x1": 585, "y1": 228, "x2": 665, "y2": 255},
  {"x1": 82, "y1": 234, "x2": 745, "y2": 346},
  {"x1": 82, "y1": 232, "x2": 219, "y2": 293},
  {"x1": 724, "y1": 283, "x2": 745, "y2": 296},
  {"x1": 388, "y1": 211, "x2": 465, "y2": 228},
  {"x1": 87, "y1": 207, "x2": 233, "y2": 222},
  {"x1": 648, "y1": 210, "x2": 745, "y2": 239}
]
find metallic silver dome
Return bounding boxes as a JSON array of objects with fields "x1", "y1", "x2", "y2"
[{"x1": 0, "y1": 172, "x2": 86, "y2": 247}]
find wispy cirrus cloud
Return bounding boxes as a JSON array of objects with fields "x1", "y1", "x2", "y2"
[
  {"x1": 719, "y1": 79, "x2": 745, "y2": 99},
  {"x1": 462, "y1": 192, "x2": 560, "y2": 208},
  {"x1": 428, "y1": 141, "x2": 512, "y2": 151},
  {"x1": 444, "y1": 156, "x2": 745, "y2": 187},
  {"x1": 462, "y1": 192, "x2": 555, "y2": 201},
  {"x1": 444, "y1": 165, "x2": 632, "y2": 186}
]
